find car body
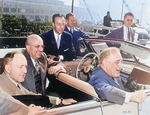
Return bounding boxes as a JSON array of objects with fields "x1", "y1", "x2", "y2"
[
  {"x1": 133, "y1": 27, "x2": 150, "y2": 46},
  {"x1": 0, "y1": 37, "x2": 150, "y2": 115}
]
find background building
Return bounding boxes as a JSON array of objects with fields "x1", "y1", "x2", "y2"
[{"x1": 0, "y1": 0, "x2": 89, "y2": 24}]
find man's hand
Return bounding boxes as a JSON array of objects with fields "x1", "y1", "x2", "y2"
[
  {"x1": 48, "y1": 65, "x2": 66, "y2": 75},
  {"x1": 130, "y1": 90, "x2": 147, "y2": 103},
  {"x1": 47, "y1": 58, "x2": 55, "y2": 65},
  {"x1": 62, "y1": 98, "x2": 77, "y2": 105},
  {"x1": 27, "y1": 104, "x2": 46, "y2": 115}
]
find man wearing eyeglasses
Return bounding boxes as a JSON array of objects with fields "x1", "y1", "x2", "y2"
[
  {"x1": 105, "y1": 12, "x2": 135, "y2": 42},
  {"x1": 21, "y1": 34, "x2": 66, "y2": 96}
]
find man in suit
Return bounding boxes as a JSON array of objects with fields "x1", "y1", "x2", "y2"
[
  {"x1": 64, "y1": 13, "x2": 89, "y2": 52},
  {"x1": 0, "y1": 51, "x2": 76, "y2": 106},
  {"x1": 89, "y1": 47, "x2": 146, "y2": 105},
  {"x1": 0, "y1": 87, "x2": 29, "y2": 115},
  {"x1": 105, "y1": 12, "x2": 136, "y2": 42},
  {"x1": 22, "y1": 34, "x2": 66, "y2": 95},
  {"x1": 41, "y1": 13, "x2": 75, "y2": 61},
  {"x1": 103, "y1": 11, "x2": 112, "y2": 27},
  {"x1": 0, "y1": 88, "x2": 46, "y2": 115}
]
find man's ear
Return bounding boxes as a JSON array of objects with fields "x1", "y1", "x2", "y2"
[
  {"x1": 102, "y1": 59, "x2": 107, "y2": 67},
  {"x1": 5, "y1": 64, "x2": 10, "y2": 73},
  {"x1": 52, "y1": 22, "x2": 54, "y2": 28},
  {"x1": 26, "y1": 45, "x2": 30, "y2": 51}
]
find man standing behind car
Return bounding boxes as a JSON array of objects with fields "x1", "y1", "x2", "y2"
[
  {"x1": 64, "y1": 13, "x2": 89, "y2": 52},
  {"x1": 105, "y1": 12, "x2": 135, "y2": 42},
  {"x1": 89, "y1": 47, "x2": 147, "y2": 105},
  {"x1": 41, "y1": 13, "x2": 75, "y2": 61}
]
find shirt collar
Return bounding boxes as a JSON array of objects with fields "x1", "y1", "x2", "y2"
[
  {"x1": 67, "y1": 26, "x2": 71, "y2": 31},
  {"x1": 31, "y1": 57, "x2": 36, "y2": 67},
  {"x1": 53, "y1": 29, "x2": 62, "y2": 38},
  {"x1": 123, "y1": 25, "x2": 131, "y2": 31},
  {"x1": 6, "y1": 74, "x2": 19, "y2": 87}
]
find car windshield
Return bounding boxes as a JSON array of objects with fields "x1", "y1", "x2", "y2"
[{"x1": 89, "y1": 40, "x2": 150, "y2": 67}]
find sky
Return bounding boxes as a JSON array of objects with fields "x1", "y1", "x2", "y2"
[{"x1": 59, "y1": 0, "x2": 150, "y2": 27}]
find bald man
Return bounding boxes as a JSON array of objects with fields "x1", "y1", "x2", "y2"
[
  {"x1": 89, "y1": 47, "x2": 147, "y2": 105},
  {"x1": 21, "y1": 34, "x2": 66, "y2": 95},
  {"x1": 21, "y1": 34, "x2": 76, "y2": 105}
]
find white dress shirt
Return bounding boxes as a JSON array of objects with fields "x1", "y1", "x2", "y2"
[
  {"x1": 53, "y1": 30, "x2": 62, "y2": 46},
  {"x1": 123, "y1": 25, "x2": 131, "y2": 41}
]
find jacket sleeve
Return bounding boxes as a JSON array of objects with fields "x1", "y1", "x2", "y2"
[
  {"x1": 91, "y1": 78, "x2": 126, "y2": 105},
  {"x1": 79, "y1": 29, "x2": 89, "y2": 38},
  {"x1": 0, "y1": 88, "x2": 28, "y2": 115},
  {"x1": 48, "y1": 96, "x2": 61, "y2": 105}
]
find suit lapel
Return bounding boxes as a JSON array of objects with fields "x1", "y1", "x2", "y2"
[
  {"x1": 130, "y1": 29, "x2": 135, "y2": 42},
  {"x1": 52, "y1": 29, "x2": 59, "y2": 50},
  {"x1": 38, "y1": 61, "x2": 46, "y2": 95},
  {"x1": 1, "y1": 73, "x2": 26, "y2": 95},
  {"x1": 120, "y1": 26, "x2": 124, "y2": 39},
  {"x1": 24, "y1": 51, "x2": 37, "y2": 93}
]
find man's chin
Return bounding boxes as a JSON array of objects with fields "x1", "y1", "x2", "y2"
[{"x1": 115, "y1": 73, "x2": 120, "y2": 77}]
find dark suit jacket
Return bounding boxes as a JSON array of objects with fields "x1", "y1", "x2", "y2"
[
  {"x1": 41, "y1": 29, "x2": 75, "y2": 61},
  {"x1": 103, "y1": 15, "x2": 112, "y2": 27},
  {"x1": 64, "y1": 26, "x2": 89, "y2": 50},
  {"x1": 22, "y1": 50, "x2": 47, "y2": 95},
  {"x1": 89, "y1": 67, "x2": 126, "y2": 105},
  {"x1": 105, "y1": 26, "x2": 135, "y2": 42}
]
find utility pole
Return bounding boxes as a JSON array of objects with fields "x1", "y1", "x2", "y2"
[
  {"x1": 71, "y1": 0, "x2": 74, "y2": 13},
  {"x1": 140, "y1": 3, "x2": 145, "y2": 26},
  {"x1": 121, "y1": 0, "x2": 124, "y2": 20},
  {"x1": 0, "y1": 0, "x2": 3, "y2": 30}
]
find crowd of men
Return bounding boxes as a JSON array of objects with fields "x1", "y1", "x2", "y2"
[{"x1": 0, "y1": 11, "x2": 149, "y2": 115}]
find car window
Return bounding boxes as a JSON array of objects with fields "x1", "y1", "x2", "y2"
[
  {"x1": 76, "y1": 39, "x2": 89, "y2": 59},
  {"x1": 91, "y1": 41, "x2": 135, "y2": 62}
]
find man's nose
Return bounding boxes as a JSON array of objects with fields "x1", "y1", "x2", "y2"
[
  {"x1": 118, "y1": 62, "x2": 122, "y2": 68},
  {"x1": 39, "y1": 46, "x2": 43, "y2": 51},
  {"x1": 23, "y1": 67, "x2": 27, "y2": 73}
]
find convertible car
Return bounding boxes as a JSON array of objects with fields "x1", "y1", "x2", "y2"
[{"x1": 0, "y1": 37, "x2": 150, "y2": 115}]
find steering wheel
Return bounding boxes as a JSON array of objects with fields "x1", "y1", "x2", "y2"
[{"x1": 76, "y1": 52, "x2": 99, "y2": 82}]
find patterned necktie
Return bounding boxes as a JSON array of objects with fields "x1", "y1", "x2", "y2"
[
  {"x1": 56, "y1": 35, "x2": 60, "y2": 49},
  {"x1": 35, "y1": 60, "x2": 40, "y2": 74},
  {"x1": 128, "y1": 28, "x2": 130, "y2": 41},
  {"x1": 34, "y1": 60, "x2": 42, "y2": 93}
]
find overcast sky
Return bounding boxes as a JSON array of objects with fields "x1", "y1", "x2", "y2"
[{"x1": 59, "y1": 0, "x2": 150, "y2": 27}]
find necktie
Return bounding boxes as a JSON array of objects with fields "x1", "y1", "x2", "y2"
[
  {"x1": 17, "y1": 84, "x2": 20, "y2": 89},
  {"x1": 35, "y1": 60, "x2": 40, "y2": 74},
  {"x1": 57, "y1": 35, "x2": 60, "y2": 49},
  {"x1": 34, "y1": 60, "x2": 42, "y2": 93},
  {"x1": 128, "y1": 28, "x2": 130, "y2": 41},
  {"x1": 70, "y1": 28, "x2": 73, "y2": 34}
]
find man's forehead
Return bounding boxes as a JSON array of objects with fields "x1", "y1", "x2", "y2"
[
  {"x1": 12, "y1": 53, "x2": 27, "y2": 63},
  {"x1": 31, "y1": 38, "x2": 43, "y2": 45},
  {"x1": 124, "y1": 15, "x2": 133, "y2": 19},
  {"x1": 69, "y1": 16, "x2": 75, "y2": 19},
  {"x1": 107, "y1": 52, "x2": 122, "y2": 60},
  {"x1": 55, "y1": 17, "x2": 65, "y2": 21}
]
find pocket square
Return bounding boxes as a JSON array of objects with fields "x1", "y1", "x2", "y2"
[{"x1": 64, "y1": 48, "x2": 69, "y2": 52}]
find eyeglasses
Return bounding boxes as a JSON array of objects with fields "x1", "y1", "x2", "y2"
[
  {"x1": 127, "y1": 19, "x2": 133, "y2": 22},
  {"x1": 30, "y1": 45, "x2": 44, "y2": 48}
]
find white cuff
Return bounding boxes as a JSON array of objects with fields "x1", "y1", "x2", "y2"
[{"x1": 124, "y1": 92, "x2": 133, "y2": 103}]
